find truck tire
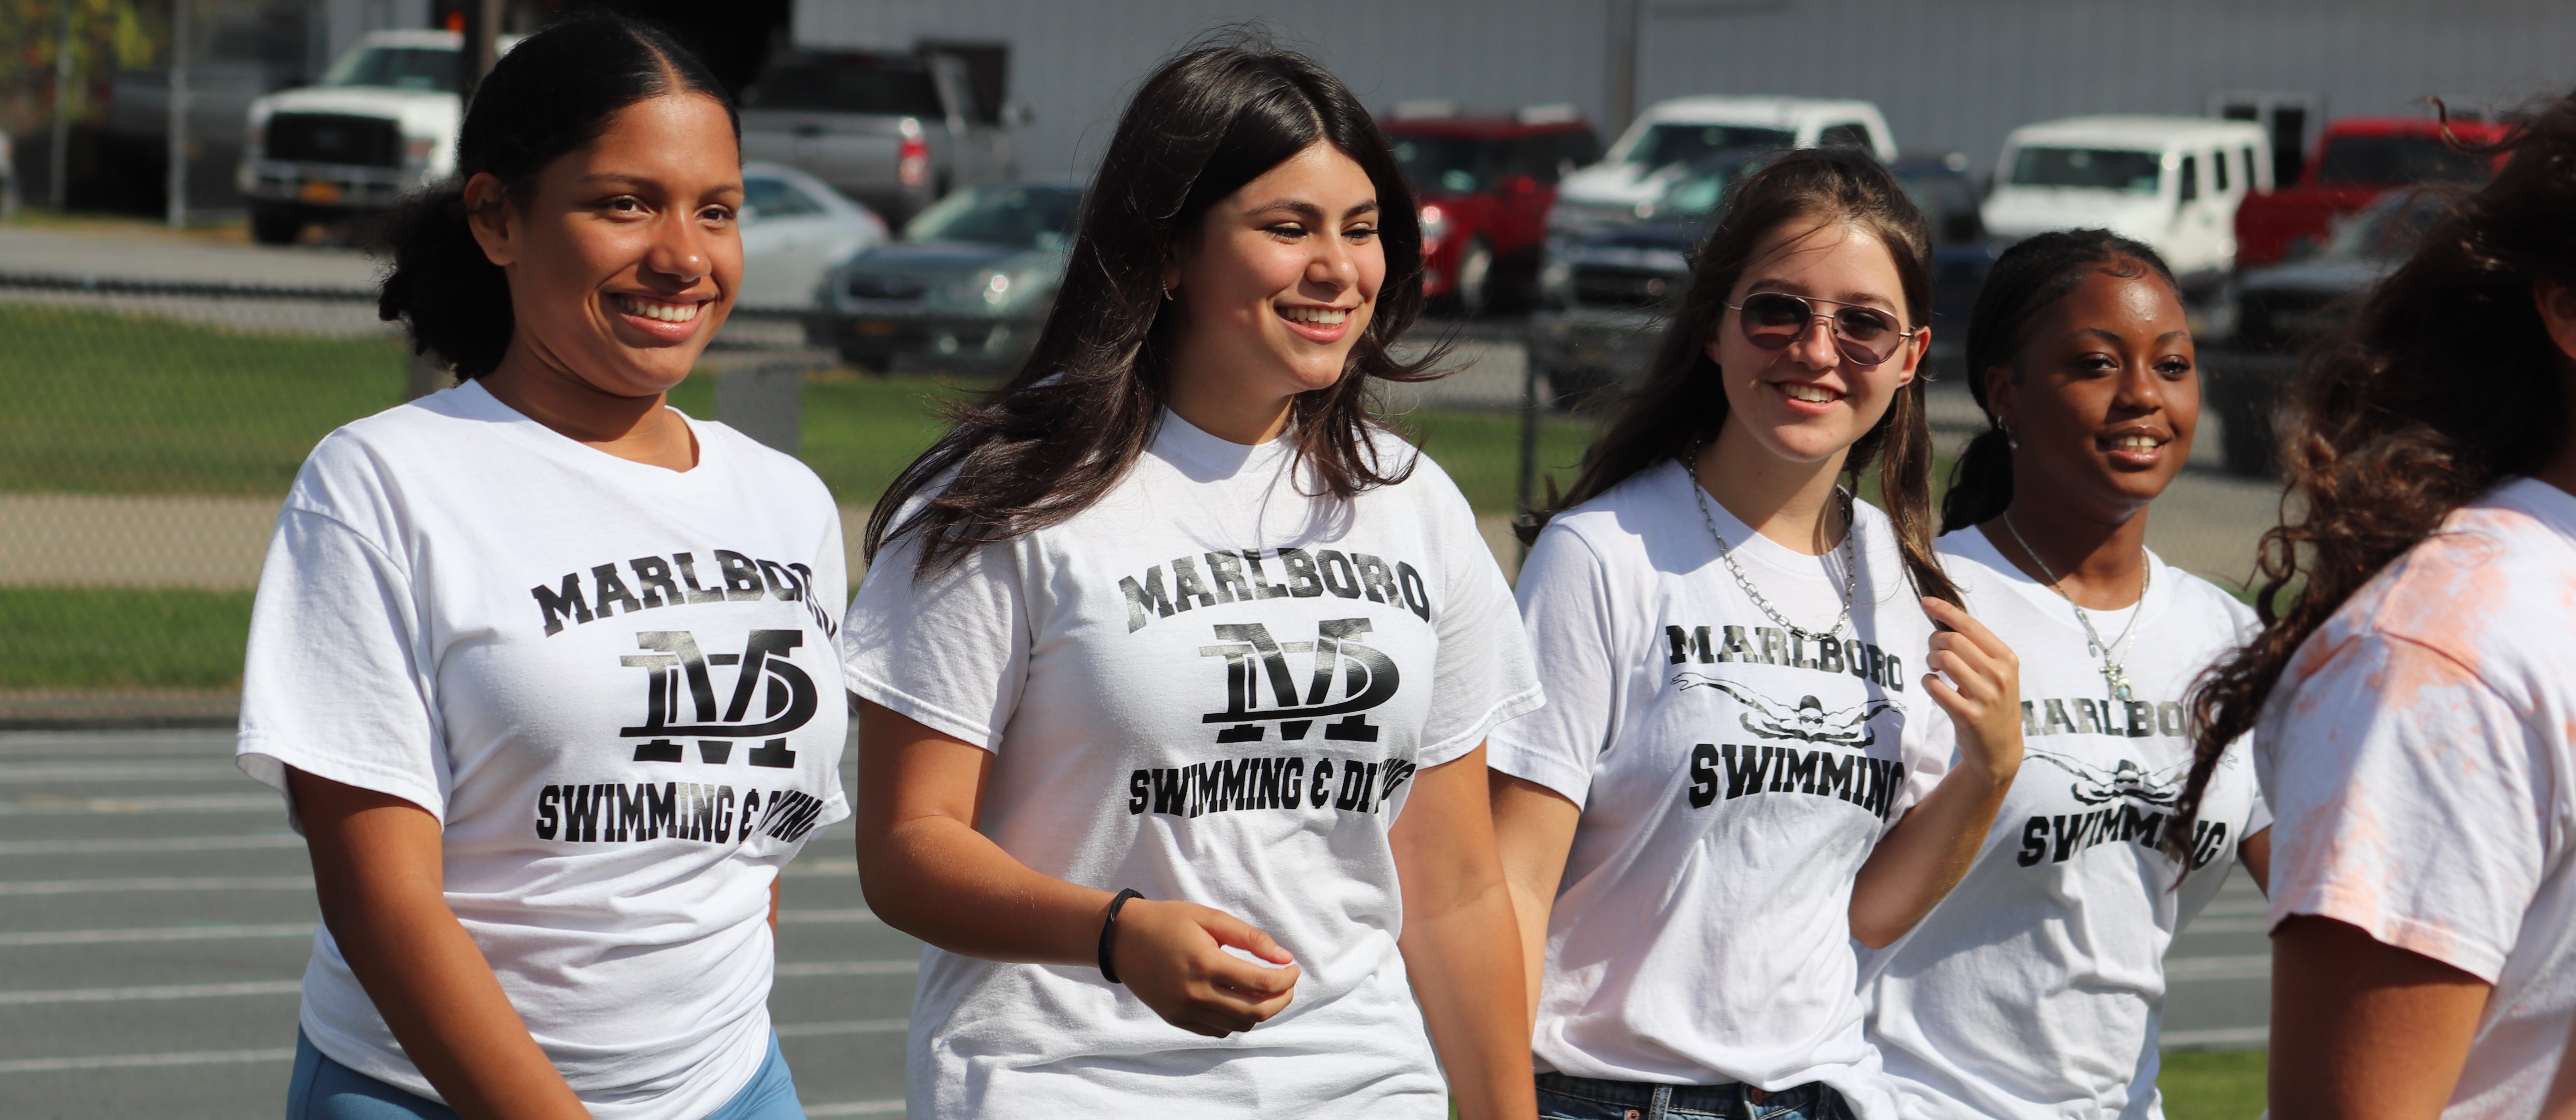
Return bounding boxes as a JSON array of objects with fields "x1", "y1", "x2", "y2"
[{"x1": 250, "y1": 203, "x2": 303, "y2": 246}]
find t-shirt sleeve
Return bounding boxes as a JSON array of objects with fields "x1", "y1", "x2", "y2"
[
  {"x1": 235, "y1": 506, "x2": 446, "y2": 825},
  {"x1": 1485, "y1": 523, "x2": 1615, "y2": 804},
  {"x1": 1885, "y1": 670, "x2": 1954, "y2": 837},
  {"x1": 838, "y1": 520, "x2": 1029, "y2": 752},
  {"x1": 1416, "y1": 490, "x2": 1545, "y2": 770},
  {"x1": 808, "y1": 505, "x2": 854, "y2": 826},
  {"x1": 2262, "y1": 632, "x2": 2551, "y2": 983}
]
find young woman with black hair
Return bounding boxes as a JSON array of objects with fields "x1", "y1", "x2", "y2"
[
  {"x1": 235, "y1": 17, "x2": 842, "y2": 1120},
  {"x1": 1854, "y1": 230, "x2": 2271, "y2": 1120},
  {"x1": 1485, "y1": 149, "x2": 2024, "y2": 1120},
  {"x1": 840, "y1": 40, "x2": 1540, "y2": 1120},
  {"x1": 2166, "y1": 93, "x2": 2576, "y2": 1120}
]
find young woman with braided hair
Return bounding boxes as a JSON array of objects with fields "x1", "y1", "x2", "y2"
[
  {"x1": 2165, "y1": 92, "x2": 2576, "y2": 1120},
  {"x1": 1486, "y1": 149, "x2": 2025, "y2": 1120},
  {"x1": 1856, "y1": 229, "x2": 2272, "y2": 1120}
]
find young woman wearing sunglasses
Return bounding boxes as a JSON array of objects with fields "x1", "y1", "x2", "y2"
[
  {"x1": 1488, "y1": 150, "x2": 2024, "y2": 1120},
  {"x1": 2166, "y1": 92, "x2": 2576, "y2": 1120},
  {"x1": 1856, "y1": 231, "x2": 2272, "y2": 1120}
]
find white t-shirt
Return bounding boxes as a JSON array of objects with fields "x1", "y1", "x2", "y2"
[
  {"x1": 840, "y1": 411, "x2": 1541, "y2": 1120},
  {"x1": 235, "y1": 381, "x2": 850, "y2": 1120},
  {"x1": 2258, "y1": 477, "x2": 2576, "y2": 1120},
  {"x1": 1487, "y1": 460, "x2": 1950, "y2": 1119},
  {"x1": 1859, "y1": 527, "x2": 2269, "y2": 1120}
]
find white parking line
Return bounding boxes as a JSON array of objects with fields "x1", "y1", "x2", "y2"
[
  {"x1": 2163, "y1": 953, "x2": 2270, "y2": 980},
  {"x1": 0, "y1": 793, "x2": 276, "y2": 814},
  {"x1": 0, "y1": 761, "x2": 246, "y2": 783},
  {"x1": 0, "y1": 834, "x2": 303, "y2": 856},
  {"x1": 2162, "y1": 1026, "x2": 2269, "y2": 1049},
  {"x1": 774, "y1": 960, "x2": 920, "y2": 978},
  {"x1": 0, "y1": 1047, "x2": 296, "y2": 1074},
  {"x1": 0, "y1": 875, "x2": 310, "y2": 896},
  {"x1": 777, "y1": 908, "x2": 878, "y2": 925},
  {"x1": 774, "y1": 1018, "x2": 907, "y2": 1038},
  {"x1": 0, "y1": 980, "x2": 302, "y2": 1006},
  {"x1": 803, "y1": 1101, "x2": 906, "y2": 1116},
  {"x1": 0, "y1": 922, "x2": 315, "y2": 947}
]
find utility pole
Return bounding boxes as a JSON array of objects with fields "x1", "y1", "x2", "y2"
[
  {"x1": 458, "y1": 0, "x2": 503, "y2": 102},
  {"x1": 49, "y1": 0, "x2": 75, "y2": 210},
  {"x1": 167, "y1": 0, "x2": 190, "y2": 228},
  {"x1": 1606, "y1": 0, "x2": 1642, "y2": 137}
]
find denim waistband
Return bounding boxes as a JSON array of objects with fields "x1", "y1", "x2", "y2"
[{"x1": 1536, "y1": 1071, "x2": 1831, "y2": 1117}]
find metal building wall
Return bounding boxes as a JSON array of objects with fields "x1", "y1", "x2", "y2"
[
  {"x1": 791, "y1": 0, "x2": 1619, "y2": 177},
  {"x1": 794, "y1": 0, "x2": 2576, "y2": 181}
]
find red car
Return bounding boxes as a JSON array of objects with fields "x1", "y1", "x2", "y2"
[
  {"x1": 1382, "y1": 105, "x2": 1601, "y2": 314},
  {"x1": 2234, "y1": 116, "x2": 2510, "y2": 268}
]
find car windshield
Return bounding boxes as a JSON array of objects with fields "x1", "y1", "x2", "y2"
[
  {"x1": 904, "y1": 184, "x2": 1084, "y2": 248},
  {"x1": 2322, "y1": 195, "x2": 2443, "y2": 261},
  {"x1": 321, "y1": 46, "x2": 456, "y2": 91},
  {"x1": 2315, "y1": 135, "x2": 2488, "y2": 185},
  {"x1": 1625, "y1": 123, "x2": 1796, "y2": 168},
  {"x1": 2009, "y1": 146, "x2": 2164, "y2": 193},
  {"x1": 1389, "y1": 134, "x2": 1494, "y2": 195},
  {"x1": 748, "y1": 56, "x2": 945, "y2": 116},
  {"x1": 1895, "y1": 168, "x2": 1981, "y2": 244},
  {"x1": 1646, "y1": 159, "x2": 1752, "y2": 220}
]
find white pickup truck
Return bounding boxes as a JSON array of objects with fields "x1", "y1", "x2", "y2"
[{"x1": 235, "y1": 30, "x2": 507, "y2": 244}]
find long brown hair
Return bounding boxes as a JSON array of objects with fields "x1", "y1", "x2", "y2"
[
  {"x1": 866, "y1": 33, "x2": 1437, "y2": 572},
  {"x1": 1521, "y1": 148, "x2": 1960, "y2": 608},
  {"x1": 2166, "y1": 94, "x2": 2572, "y2": 858}
]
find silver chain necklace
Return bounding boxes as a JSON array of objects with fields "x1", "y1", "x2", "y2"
[
  {"x1": 1682, "y1": 455, "x2": 1857, "y2": 645},
  {"x1": 2002, "y1": 511, "x2": 2150, "y2": 701}
]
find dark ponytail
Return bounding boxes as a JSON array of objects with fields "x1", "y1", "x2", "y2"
[
  {"x1": 377, "y1": 16, "x2": 736, "y2": 378},
  {"x1": 1939, "y1": 230, "x2": 2178, "y2": 533}
]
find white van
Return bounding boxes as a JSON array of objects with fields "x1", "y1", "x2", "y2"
[
  {"x1": 1554, "y1": 96, "x2": 1896, "y2": 228},
  {"x1": 1982, "y1": 115, "x2": 2273, "y2": 283}
]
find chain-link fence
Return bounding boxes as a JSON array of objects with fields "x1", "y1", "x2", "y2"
[{"x1": 0, "y1": 270, "x2": 2287, "y2": 727}]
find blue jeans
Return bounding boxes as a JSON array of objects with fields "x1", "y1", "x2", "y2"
[
  {"x1": 287, "y1": 1029, "x2": 805, "y2": 1120},
  {"x1": 1535, "y1": 1071, "x2": 1857, "y2": 1120}
]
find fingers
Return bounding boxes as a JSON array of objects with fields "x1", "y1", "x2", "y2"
[
  {"x1": 1922, "y1": 597, "x2": 2020, "y2": 665},
  {"x1": 1200, "y1": 909, "x2": 1297, "y2": 966}
]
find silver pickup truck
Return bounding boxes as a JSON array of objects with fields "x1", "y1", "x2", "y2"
[{"x1": 738, "y1": 50, "x2": 1023, "y2": 225}]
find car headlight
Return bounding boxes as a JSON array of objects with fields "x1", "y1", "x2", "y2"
[
  {"x1": 946, "y1": 266, "x2": 1054, "y2": 311},
  {"x1": 1419, "y1": 203, "x2": 1450, "y2": 249}
]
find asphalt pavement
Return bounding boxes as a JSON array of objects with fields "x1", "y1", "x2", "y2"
[{"x1": 0, "y1": 728, "x2": 2272, "y2": 1120}]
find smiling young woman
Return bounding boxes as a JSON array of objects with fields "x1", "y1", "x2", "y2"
[
  {"x1": 1854, "y1": 231, "x2": 2273, "y2": 1120},
  {"x1": 236, "y1": 17, "x2": 845, "y2": 1120},
  {"x1": 1486, "y1": 150, "x2": 2023, "y2": 1120},
  {"x1": 840, "y1": 38, "x2": 1541, "y2": 1120}
]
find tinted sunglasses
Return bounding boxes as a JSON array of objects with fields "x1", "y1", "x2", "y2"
[{"x1": 1726, "y1": 292, "x2": 1916, "y2": 367}]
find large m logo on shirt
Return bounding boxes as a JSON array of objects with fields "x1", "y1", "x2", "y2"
[
  {"x1": 1197, "y1": 618, "x2": 1400, "y2": 744},
  {"x1": 617, "y1": 630, "x2": 817, "y2": 767}
]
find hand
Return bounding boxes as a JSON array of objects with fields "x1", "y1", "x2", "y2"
[
  {"x1": 1920, "y1": 597, "x2": 2023, "y2": 785},
  {"x1": 1108, "y1": 898, "x2": 1301, "y2": 1037}
]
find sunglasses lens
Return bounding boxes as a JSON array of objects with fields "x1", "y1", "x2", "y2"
[
  {"x1": 1739, "y1": 294, "x2": 1809, "y2": 347},
  {"x1": 1834, "y1": 308, "x2": 1896, "y2": 343}
]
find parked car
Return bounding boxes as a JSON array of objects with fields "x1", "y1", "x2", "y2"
[
  {"x1": 1381, "y1": 103, "x2": 1600, "y2": 315},
  {"x1": 2233, "y1": 115, "x2": 2508, "y2": 268},
  {"x1": 1981, "y1": 115, "x2": 2272, "y2": 288},
  {"x1": 739, "y1": 50, "x2": 1022, "y2": 225},
  {"x1": 735, "y1": 163, "x2": 888, "y2": 311},
  {"x1": 1552, "y1": 96, "x2": 1896, "y2": 232},
  {"x1": 2213, "y1": 191, "x2": 2444, "y2": 475},
  {"x1": 1529, "y1": 148, "x2": 1775, "y2": 404},
  {"x1": 807, "y1": 179, "x2": 1083, "y2": 374},
  {"x1": 236, "y1": 30, "x2": 514, "y2": 244},
  {"x1": 1888, "y1": 151, "x2": 1994, "y2": 377}
]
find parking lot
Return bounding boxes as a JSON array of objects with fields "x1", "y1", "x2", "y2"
[{"x1": 0, "y1": 727, "x2": 2269, "y2": 1120}]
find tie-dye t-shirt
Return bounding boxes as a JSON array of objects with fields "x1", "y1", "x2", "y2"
[{"x1": 2258, "y1": 476, "x2": 2576, "y2": 1120}]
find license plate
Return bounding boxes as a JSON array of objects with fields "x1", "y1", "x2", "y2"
[
  {"x1": 299, "y1": 180, "x2": 343, "y2": 204},
  {"x1": 854, "y1": 321, "x2": 899, "y2": 337}
]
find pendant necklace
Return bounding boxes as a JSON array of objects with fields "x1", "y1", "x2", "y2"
[
  {"x1": 1683, "y1": 454, "x2": 1858, "y2": 645},
  {"x1": 2002, "y1": 511, "x2": 2150, "y2": 702}
]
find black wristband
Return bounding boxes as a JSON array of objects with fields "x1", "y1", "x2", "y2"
[{"x1": 1097, "y1": 889, "x2": 1145, "y2": 985}]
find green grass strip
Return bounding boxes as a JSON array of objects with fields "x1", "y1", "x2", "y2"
[
  {"x1": 2160, "y1": 1047, "x2": 2266, "y2": 1120},
  {"x1": 0, "y1": 587, "x2": 254, "y2": 689}
]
